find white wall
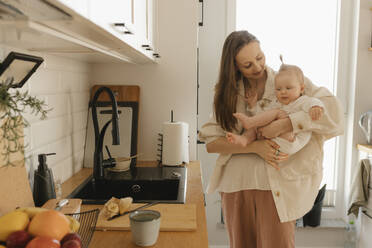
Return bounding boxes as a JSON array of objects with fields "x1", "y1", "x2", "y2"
[
  {"x1": 90, "y1": 0, "x2": 198, "y2": 162},
  {"x1": 197, "y1": 0, "x2": 229, "y2": 246},
  {"x1": 0, "y1": 45, "x2": 91, "y2": 186}
]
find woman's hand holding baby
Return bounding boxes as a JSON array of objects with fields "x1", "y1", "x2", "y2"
[
  {"x1": 253, "y1": 139, "x2": 289, "y2": 169},
  {"x1": 309, "y1": 106, "x2": 324, "y2": 121}
]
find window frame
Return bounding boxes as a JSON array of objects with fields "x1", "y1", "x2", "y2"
[{"x1": 226, "y1": 0, "x2": 355, "y2": 219}]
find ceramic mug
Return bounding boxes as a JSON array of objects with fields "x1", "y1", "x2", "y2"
[{"x1": 129, "y1": 210, "x2": 161, "y2": 246}]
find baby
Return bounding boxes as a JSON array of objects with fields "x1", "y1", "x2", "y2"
[{"x1": 226, "y1": 62, "x2": 324, "y2": 155}]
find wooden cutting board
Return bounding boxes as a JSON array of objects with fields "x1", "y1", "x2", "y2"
[
  {"x1": 42, "y1": 199, "x2": 82, "y2": 214},
  {"x1": 96, "y1": 203, "x2": 197, "y2": 232},
  {"x1": 0, "y1": 118, "x2": 34, "y2": 216}
]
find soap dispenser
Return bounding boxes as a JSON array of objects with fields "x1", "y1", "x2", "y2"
[{"x1": 33, "y1": 153, "x2": 57, "y2": 207}]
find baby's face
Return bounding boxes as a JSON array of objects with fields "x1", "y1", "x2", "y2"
[{"x1": 275, "y1": 72, "x2": 304, "y2": 105}]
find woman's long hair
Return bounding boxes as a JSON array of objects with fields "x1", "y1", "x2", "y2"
[{"x1": 214, "y1": 30, "x2": 259, "y2": 132}]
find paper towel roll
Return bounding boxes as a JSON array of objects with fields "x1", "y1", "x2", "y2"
[{"x1": 162, "y1": 121, "x2": 189, "y2": 166}]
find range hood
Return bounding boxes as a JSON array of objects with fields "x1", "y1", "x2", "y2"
[{"x1": 0, "y1": 0, "x2": 71, "y2": 21}]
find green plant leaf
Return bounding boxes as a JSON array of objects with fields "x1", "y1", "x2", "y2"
[{"x1": 0, "y1": 80, "x2": 51, "y2": 166}]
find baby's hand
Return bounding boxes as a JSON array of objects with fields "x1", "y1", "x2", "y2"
[
  {"x1": 277, "y1": 110, "x2": 288, "y2": 119},
  {"x1": 309, "y1": 106, "x2": 324, "y2": 121}
]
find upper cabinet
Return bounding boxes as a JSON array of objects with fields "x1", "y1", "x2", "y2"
[
  {"x1": 0, "y1": 0, "x2": 159, "y2": 64},
  {"x1": 133, "y1": 0, "x2": 156, "y2": 55},
  {"x1": 89, "y1": 1, "x2": 132, "y2": 25},
  {"x1": 147, "y1": 0, "x2": 155, "y2": 49},
  {"x1": 55, "y1": 0, "x2": 89, "y2": 18},
  {"x1": 87, "y1": 0, "x2": 152, "y2": 58}
]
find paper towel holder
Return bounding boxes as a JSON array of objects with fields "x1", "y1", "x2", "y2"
[
  {"x1": 156, "y1": 108, "x2": 175, "y2": 165},
  {"x1": 157, "y1": 133, "x2": 163, "y2": 166}
]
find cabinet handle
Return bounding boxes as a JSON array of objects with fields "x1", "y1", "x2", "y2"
[
  {"x1": 153, "y1": 53, "x2": 160, "y2": 58},
  {"x1": 142, "y1": 45, "x2": 153, "y2": 51},
  {"x1": 199, "y1": 0, "x2": 204, "y2": 27},
  {"x1": 114, "y1": 23, "x2": 134, "y2": 34}
]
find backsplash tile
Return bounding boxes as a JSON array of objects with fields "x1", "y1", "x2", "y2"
[
  {"x1": 28, "y1": 69, "x2": 62, "y2": 95},
  {"x1": 0, "y1": 46, "x2": 92, "y2": 188}
]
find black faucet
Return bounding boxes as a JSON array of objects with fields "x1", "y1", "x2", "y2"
[{"x1": 91, "y1": 86, "x2": 120, "y2": 181}]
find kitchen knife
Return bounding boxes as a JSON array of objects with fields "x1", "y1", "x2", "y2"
[
  {"x1": 55, "y1": 199, "x2": 69, "y2": 211},
  {"x1": 107, "y1": 201, "x2": 159, "y2": 221}
]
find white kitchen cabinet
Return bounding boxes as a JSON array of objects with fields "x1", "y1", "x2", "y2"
[
  {"x1": 0, "y1": 0, "x2": 158, "y2": 64},
  {"x1": 147, "y1": 0, "x2": 155, "y2": 50},
  {"x1": 57, "y1": 0, "x2": 158, "y2": 61},
  {"x1": 88, "y1": 0, "x2": 133, "y2": 30},
  {"x1": 55, "y1": 0, "x2": 89, "y2": 18},
  {"x1": 87, "y1": 0, "x2": 156, "y2": 60},
  {"x1": 133, "y1": 0, "x2": 147, "y2": 40},
  {"x1": 133, "y1": 0, "x2": 156, "y2": 54},
  {"x1": 87, "y1": 0, "x2": 137, "y2": 51}
]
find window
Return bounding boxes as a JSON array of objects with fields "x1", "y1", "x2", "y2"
[{"x1": 234, "y1": 0, "x2": 341, "y2": 208}]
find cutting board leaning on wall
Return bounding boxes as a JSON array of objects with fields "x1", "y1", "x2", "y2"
[
  {"x1": 84, "y1": 85, "x2": 140, "y2": 168},
  {"x1": 0, "y1": 116, "x2": 34, "y2": 215}
]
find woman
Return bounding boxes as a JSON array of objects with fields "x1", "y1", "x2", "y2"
[{"x1": 198, "y1": 31, "x2": 344, "y2": 248}]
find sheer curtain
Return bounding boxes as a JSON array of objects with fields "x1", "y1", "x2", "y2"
[{"x1": 236, "y1": 0, "x2": 339, "y2": 196}]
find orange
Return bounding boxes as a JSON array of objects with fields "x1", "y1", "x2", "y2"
[
  {"x1": 28, "y1": 210, "x2": 70, "y2": 241},
  {"x1": 25, "y1": 236, "x2": 60, "y2": 248}
]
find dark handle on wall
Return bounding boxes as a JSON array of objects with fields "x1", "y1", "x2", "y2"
[
  {"x1": 153, "y1": 53, "x2": 161, "y2": 58},
  {"x1": 199, "y1": 0, "x2": 204, "y2": 27}
]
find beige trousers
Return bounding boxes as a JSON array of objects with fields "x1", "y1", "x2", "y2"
[{"x1": 221, "y1": 190, "x2": 295, "y2": 248}]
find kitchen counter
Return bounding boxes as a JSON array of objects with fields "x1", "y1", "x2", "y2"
[{"x1": 61, "y1": 161, "x2": 209, "y2": 248}]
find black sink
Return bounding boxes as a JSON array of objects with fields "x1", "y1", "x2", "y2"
[{"x1": 68, "y1": 166, "x2": 187, "y2": 204}]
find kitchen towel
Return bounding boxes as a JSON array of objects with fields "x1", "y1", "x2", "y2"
[
  {"x1": 162, "y1": 121, "x2": 189, "y2": 166},
  {"x1": 348, "y1": 158, "x2": 371, "y2": 217}
]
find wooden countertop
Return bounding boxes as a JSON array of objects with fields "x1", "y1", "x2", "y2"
[
  {"x1": 61, "y1": 161, "x2": 209, "y2": 248},
  {"x1": 357, "y1": 144, "x2": 372, "y2": 154}
]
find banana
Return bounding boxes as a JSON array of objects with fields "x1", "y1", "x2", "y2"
[
  {"x1": 15, "y1": 207, "x2": 48, "y2": 219},
  {"x1": 0, "y1": 211, "x2": 29, "y2": 241},
  {"x1": 65, "y1": 215, "x2": 80, "y2": 232}
]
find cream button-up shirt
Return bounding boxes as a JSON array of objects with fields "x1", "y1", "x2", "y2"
[{"x1": 198, "y1": 67, "x2": 344, "y2": 222}]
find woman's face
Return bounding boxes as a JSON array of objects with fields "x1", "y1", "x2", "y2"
[{"x1": 235, "y1": 42, "x2": 266, "y2": 80}]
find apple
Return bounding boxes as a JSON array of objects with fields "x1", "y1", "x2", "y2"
[
  {"x1": 25, "y1": 236, "x2": 60, "y2": 248},
  {"x1": 6, "y1": 230, "x2": 32, "y2": 248},
  {"x1": 61, "y1": 233, "x2": 82, "y2": 247},
  {"x1": 61, "y1": 240, "x2": 81, "y2": 248}
]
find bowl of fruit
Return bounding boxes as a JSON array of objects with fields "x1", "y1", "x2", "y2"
[{"x1": 0, "y1": 207, "x2": 99, "y2": 248}]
